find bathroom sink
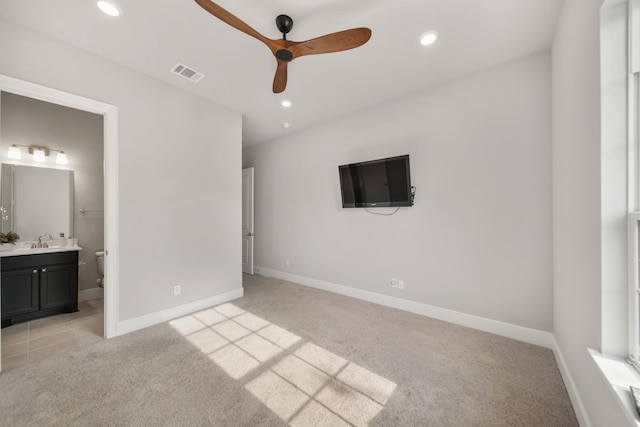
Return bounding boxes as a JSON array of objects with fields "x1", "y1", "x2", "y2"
[
  {"x1": 12, "y1": 245, "x2": 65, "y2": 252},
  {"x1": 1, "y1": 243, "x2": 31, "y2": 251}
]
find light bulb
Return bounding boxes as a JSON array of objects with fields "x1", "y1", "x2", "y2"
[
  {"x1": 7, "y1": 145, "x2": 21, "y2": 160},
  {"x1": 33, "y1": 148, "x2": 46, "y2": 162},
  {"x1": 56, "y1": 151, "x2": 68, "y2": 165}
]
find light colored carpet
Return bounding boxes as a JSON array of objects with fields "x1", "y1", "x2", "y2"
[{"x1": 0, "y1": 274, "x2": 577, "y2": 426}]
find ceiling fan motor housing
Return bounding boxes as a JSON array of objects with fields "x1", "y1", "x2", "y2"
[
  {"x1": 275, "y1": 15, "x2": 294, "y2": 61},
  {"x1": 276, "y1": 15, "x2": 293, "y2": 35},
  {"x1": 276, "y1": 49, "x2": 293, "y2": 62}
]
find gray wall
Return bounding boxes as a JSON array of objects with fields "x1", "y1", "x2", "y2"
[
  {"x1": 0, "y1": 17, "x2": 243, "y2": 323},
  {"x1": 244, "y1": 50, "x2": 553, "y2": 332},
  {"x1": 0, "y1": 92, "x2": 104, "y2": 293}
]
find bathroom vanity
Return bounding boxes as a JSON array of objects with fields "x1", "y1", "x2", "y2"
[{"x1": 1, "y1": 246, "x2": 81, "y2": 328}]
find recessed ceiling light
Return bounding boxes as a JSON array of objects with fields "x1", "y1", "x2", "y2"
[
  {"x1": 281, "y1": 100, "x2": 292, "y2": 108},
  {"x1": 282, "y1": 122, "x2": 291, "y2": 129},
  {"x1": 420, "y1": 31, "x2": 439, "y2": 46},
  {"x1": 97, "y1": 0, "x2": 122, "y2": 17}
]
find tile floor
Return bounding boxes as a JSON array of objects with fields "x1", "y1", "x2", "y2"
[{"x1": 1, "y1": 298, "x2": 104, "y2": 371}]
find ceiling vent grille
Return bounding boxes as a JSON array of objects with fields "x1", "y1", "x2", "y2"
[{"x1": 171, "y1": 63, "x2": 204, "y2": 83}]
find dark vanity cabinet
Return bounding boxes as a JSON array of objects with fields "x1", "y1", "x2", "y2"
[{"x1": 1, "y1": 251, "x2": 79, "y2": 328}]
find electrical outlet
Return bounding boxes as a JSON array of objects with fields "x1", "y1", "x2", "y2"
[
  {"x1": 285, "y1": 259, "x2": 290, "y2": 268},
  {"x1": 398, "y1": 280, "x2": 405, "y2": 290},
  {"x1": 174, "y1": 285, "x2": 181, "y2": 296},
  {"x1": 391, "y1": 278, "x2": 398, "y2": 288}
]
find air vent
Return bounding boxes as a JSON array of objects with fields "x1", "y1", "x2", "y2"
[{"x1": 171, "y1": 63, "x2": 204, "y2": 83}]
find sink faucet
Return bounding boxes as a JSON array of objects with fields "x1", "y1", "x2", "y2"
[{"x1": 36, "y1": 233, "x2": 54, "y2": 248}]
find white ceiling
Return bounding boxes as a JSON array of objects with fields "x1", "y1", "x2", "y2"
[{"x1": 0, "y1": 0, "x2": 563, "y2": 146}]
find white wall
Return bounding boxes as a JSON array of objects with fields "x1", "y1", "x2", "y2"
[
  {"x1": 244, "y1": 50, "x2": 553, "y2": 332},
  {"x1": 552, "y1": 0, "x2": 628, "y2": 425},
  {"x1": 0, "y1": 18, "x2": 243, "y2": 323},
  {"x1": 0, "y1": 92, "x2": 105, "y2": 293}
]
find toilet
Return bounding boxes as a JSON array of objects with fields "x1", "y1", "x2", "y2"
[{"x1": 95, "y1": 250, "x2": 105, "y2": 287}]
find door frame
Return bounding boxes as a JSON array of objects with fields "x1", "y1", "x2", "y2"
[
  {"x1": 0, "y1": 74, "x2": 119, "y2": 350},
  {"x1": 242, "y1": 167, "x2": 254, "y2": 274}
]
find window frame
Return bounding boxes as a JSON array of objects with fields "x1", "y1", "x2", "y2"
[{"x1": 628, "y1": 0, "x2": 640, "y2": 366}]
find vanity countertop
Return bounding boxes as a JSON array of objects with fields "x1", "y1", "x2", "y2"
[{"x1": 0, "y1": 243, "x2": 82, "y2": 258}]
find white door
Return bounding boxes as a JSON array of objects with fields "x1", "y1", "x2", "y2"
[{"x1": 242, "y1": 167, "x2": 255, "y2": 274}]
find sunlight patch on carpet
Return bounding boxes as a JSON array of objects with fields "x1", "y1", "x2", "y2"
[
  {"x1": 290, "y1": 401, "x2": 351, "y2": 427},
  {"x1": 315, "y1": 379, "x2": 383, "y2": 426},
  {"x1": 235, "y1": 334, "x2": 283, "y2": 362},
  {"x1": 234, "y1": 312, "x2": 271, "y2": 331},
  {"x1": 271, "y1": 355, "x2": 330, "y2": 395},
  {"x1": 213, "y1": 303, "x2": 246, "y2": 317},
  {"x1": 212, "y1": 320, "x2": 252, "y2": 341},
  {"x1": 170, "y1": 304, "x2": 301, "y2": 381},
  {"x1": 170, "y1": 303, "x2": 396, "y2": 425},
  {"x1": 209, "y1": 344, "x2": 260, "y2": 379},
  {"x1": 295, "y1": 343, "x2": 347, "y2": 376},
  {"x1": 257, "y1": 324, "x2": 301, "y2": 349},
  {"x1": 337, "y1": 363, "x2": 397, "y2": 405},
  {"x1": 192, "y1": 308, "x2": 227, "y2": 326},
  {"x1": 246, "y1": 370, "x2": 309, "y2": 420},
  {"x1": 168, "y1": 315, "x2": 206, "y2": 335},
  {"x1": 186, "y1": 328, "x2": 228, "y2": 354}
]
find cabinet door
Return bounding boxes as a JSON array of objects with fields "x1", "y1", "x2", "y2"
[
  {"x1": 40, "y1": 263, "x2": 78, "y2": 310},
  {"x1": 1, "y1": 267, "x2": 39, "y2": 318}
]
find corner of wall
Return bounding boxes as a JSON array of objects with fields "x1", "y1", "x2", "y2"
[{"x1": 115, "y1": 287, "x2": 244, "y2": 337}]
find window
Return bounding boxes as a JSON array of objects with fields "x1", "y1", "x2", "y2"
[
  {"x1": 628, "y1": 0, "x2": 640, "y2": 368},
  {"x1": 630, "y1": 214, "x2": 640, "y2": 368}
]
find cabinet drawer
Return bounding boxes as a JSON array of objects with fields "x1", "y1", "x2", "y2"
[{"x1": 2, "y1": 251, "x2": 78, "y2": 271}]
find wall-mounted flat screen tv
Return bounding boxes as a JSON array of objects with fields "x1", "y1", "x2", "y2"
[{"x1": 339, "y1": 154, "x2": 412, "y2": 208}]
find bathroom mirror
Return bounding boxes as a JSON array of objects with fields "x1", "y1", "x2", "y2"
[{"x1": 0, "y1": 163, "x2": 74, "y2": 241}]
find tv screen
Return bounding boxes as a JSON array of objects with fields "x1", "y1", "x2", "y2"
[{"x1": 339, "y1": 155, "x2": 412, "y2": 208}]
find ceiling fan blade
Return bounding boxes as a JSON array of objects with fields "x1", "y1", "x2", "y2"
[
  {"x1": 289, "y1": 28, "x2": 372, "y2": 59},
  {"x1": 194, "y1": 0, "x2": 273, "y2": 47},
  {"x1": 272, "y1": 60, "x2": 288, "y2": 93}
]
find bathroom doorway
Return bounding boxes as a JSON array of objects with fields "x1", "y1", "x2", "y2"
[{"x1": 0, "y1": 74, "x2": 119, "y2": 371}]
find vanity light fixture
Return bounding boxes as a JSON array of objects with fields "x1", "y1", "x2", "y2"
[
  {"x1": 6, "y1": 144, "x2": 70, "y2": 165},
  {"x1": 97, "y1": 0, "x2": 122, "y2": 17}
]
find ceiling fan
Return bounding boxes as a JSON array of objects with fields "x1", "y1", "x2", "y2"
[{"x1": 194, "y1": 0, "x2": 372, "y2": 93}]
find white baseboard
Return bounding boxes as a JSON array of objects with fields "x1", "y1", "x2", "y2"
[
  {"x1": 255, "y1": 266, "x2": 555, "y2": 349},
  {"x1": 79, "y1": 287, "x2": 104, "y2": 301},
  {"x1": 552, "y1": 340, "x2": 592, "y2": 427},
  {"x1": 115, "y1": 287, "x2": 244, "y2": 337}
]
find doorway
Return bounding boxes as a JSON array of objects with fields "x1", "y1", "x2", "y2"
[{"x1": 0, "y1": 74, "x2": 119, "y2": 371}]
